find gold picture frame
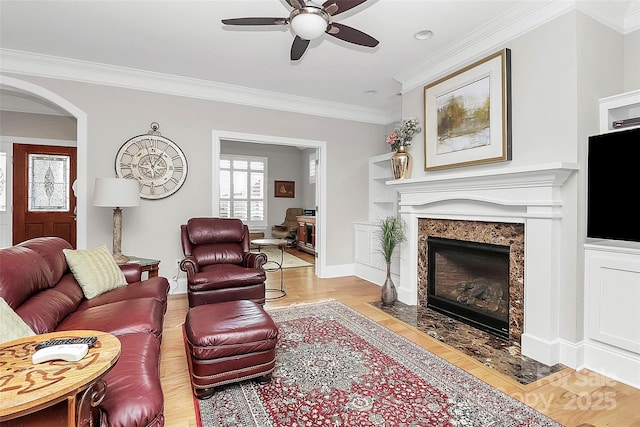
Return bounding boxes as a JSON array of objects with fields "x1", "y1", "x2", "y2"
[{"x1": 424, "y1": 48, "x2": 512, "y2": 171}]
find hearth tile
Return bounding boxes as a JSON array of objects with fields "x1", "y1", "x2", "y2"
[{"x1": 370, "y1": 301, "x2": 566, "y2": 385}]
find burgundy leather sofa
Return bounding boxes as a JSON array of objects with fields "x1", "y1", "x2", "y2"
[
  {"x1": 0, "y1": 237, "x2": 170, "y2": 427},
  {"x1": 180, "y1": 217, "x2": 267, "y2": 307}
]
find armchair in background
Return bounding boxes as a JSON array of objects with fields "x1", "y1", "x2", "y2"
[
  {"x1": 180, "y1": 217, "x2": 267, "y2": 307},
  {"x1": 271, "y1": 207, "x2": 303, "y2": 243}
]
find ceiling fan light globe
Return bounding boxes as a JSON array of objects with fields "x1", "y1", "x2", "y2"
[{"x1": 291, "y1": 12, "x2": 327, "y2": 40}]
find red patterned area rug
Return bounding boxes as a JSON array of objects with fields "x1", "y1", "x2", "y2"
[{"x1": 193, "y1": 300, "x2": 560, "y2": 426}]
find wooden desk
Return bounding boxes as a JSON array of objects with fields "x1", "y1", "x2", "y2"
[
  {"x1": 125, "y1": 256, "x2": 160, "y2": 278},
  {"x1": 0, "y1": 330, "x2": 121, "y2": 426}
]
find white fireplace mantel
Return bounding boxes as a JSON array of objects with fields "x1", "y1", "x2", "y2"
[
  {"x1": 388, "y1": 162, "x2": 578, "y2": 208},
  {"x1": 388, "y1": 162, "x2": 579, "y2": 365}
]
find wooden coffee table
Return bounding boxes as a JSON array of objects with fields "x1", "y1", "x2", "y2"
[{"x1": 0, "y1": 330, "x2": 121, "y2": 426}]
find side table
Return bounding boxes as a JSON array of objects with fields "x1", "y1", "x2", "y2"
[
  {"x1": 0, "y1": 330, "x2": 121, "y2": 426},
  {"x1": 124, "y1": 256, "x2": 160, "y2": 278},
  {"x1": 251, "y1": 238, "x2": 287, "y2": 300}
]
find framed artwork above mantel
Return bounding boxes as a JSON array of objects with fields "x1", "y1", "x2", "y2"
[{"x1": 424, "y1": 48, "x2": 512, "y2": 171}]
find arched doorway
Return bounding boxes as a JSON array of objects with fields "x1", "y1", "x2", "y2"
[{"x1": 0, "y1": 75, "x2": 88, "y2": 248}]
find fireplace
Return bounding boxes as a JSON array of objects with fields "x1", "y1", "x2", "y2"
[
  {"x1": 427, "y1": 236, "x2": 510, "y2": 340},
  {"x1": 387, "y1": 163, "x2": 578, "y2": 365},
  {"x1": 418, "y1": 219, "x2": 525, "y2": 346}
]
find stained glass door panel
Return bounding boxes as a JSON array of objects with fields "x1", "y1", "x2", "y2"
[
  {"x1": 12, "y1": 144, "x2": 77, "y2": 246},
  {"x1": 28, "y1": 154, "x2": 70, "y2": 212}
]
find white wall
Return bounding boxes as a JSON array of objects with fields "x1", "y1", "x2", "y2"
[
  {"x1": 574, "y1": 12, "x2": 626, "y2": 342},
  {"x1": 624, "y1": 29, "x2": 640, "y2": 91},
  {"x1": 300, "y1": 147, "x2": 317, "y2": 212},
  {"x1": 1, "y1": 73, "x2": 385, "y2": 280},
  {"x1": 0, "y1": 111, "x2": 76, "y2": 140}
]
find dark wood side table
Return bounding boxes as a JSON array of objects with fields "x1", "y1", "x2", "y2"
[
  {"x1": 296, "y1": 216, "x2": 316, "y2": 255},
  {"x1": 125, "y1": 256, "x2": 160, "y2": 278},
  {"x1": 0, "y1": 330, "x2": 121, "y2": 427}
]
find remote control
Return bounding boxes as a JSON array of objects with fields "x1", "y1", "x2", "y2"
[
  {"x1": 35, "y1": 336, "x2": 97, "y2": 351},
  {"x1": 32, "y1": 344, "x2": 89, "y2": 364}
]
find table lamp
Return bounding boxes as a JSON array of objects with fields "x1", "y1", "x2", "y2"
[{"x1": 93, "y1": 178, "x2": 140, "y2": 263}]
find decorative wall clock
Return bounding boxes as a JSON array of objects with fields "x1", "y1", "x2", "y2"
[{"x1": 115, "y1": 122, "x2": 188, "y2": 199}]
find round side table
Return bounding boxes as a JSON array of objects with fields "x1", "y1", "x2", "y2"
[
  {"x1": 251, "y1": 238, "x2": 287, "y2": 300},
  {"x1": 0, "y1": 330, "x2": 121, "y2": 426}
]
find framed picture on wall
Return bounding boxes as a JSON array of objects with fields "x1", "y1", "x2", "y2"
[
  {"x1": 274, "y1": 180, "x2": 295, "y2": 198},
  {"x1": 424, "y1": 48, "x2": 512, "y2": 171}
]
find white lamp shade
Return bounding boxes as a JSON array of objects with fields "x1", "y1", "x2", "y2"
[
  {"x1": 93, "y1": 178, "x2": 141, "y2": 207},
  {"x1": 290, "y1": 12, "x2": 327, "y2": 40}
]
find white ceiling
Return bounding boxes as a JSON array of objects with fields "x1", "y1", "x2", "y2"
[{"x1": 1, "y1": 0, "x2": 639, "y2": 122}]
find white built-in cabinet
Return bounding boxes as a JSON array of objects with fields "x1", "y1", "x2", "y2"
[
  {"x1": 354, "y1": 152, "x2": 399, "y2": 285},
  {"x1": 583, "y1": 242, "x2": 640, "y2": 388},
  {"x1": 597, "y1": 89, "x2": 640, "y2": 132},
  {"x1": 583, "y1": 90, "x2": 640, "y2": 389}
]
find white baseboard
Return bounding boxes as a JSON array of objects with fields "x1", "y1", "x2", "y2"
[
  {"x1": 583, "y1": 341, "x2": 640, "y2": 389},
  {"x1": 320, "y1": 263, "x2": 354, "y2": 278},
  {"x1": 558, "y1": 338, "x2": 585, "y2": 370},
  {"x1": 353, "y1": 262, "x2": 385, "y2": 285},
  {"x1": 521, "y1": 333, "x2": 560, "y2": 366}
]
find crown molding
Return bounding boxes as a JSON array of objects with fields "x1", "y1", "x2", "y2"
[
  {"x1": 395, "y1": 0, "x2": 639, "y2": 95},
  {"x1": 0, "y1": 48, "x2": 396, "y2": 125},
  {"x1": 394, "y1": 1, "x2": 573, "y2": 94},
  {"x1": 624, "y1": 2, "x2": 640, "y2": 32},
  {"x1": 577, "y1": 0, "x2": 640, "y2": 34}
]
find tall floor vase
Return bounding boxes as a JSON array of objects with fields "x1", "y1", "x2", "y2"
[
  {"x1": 381, "y1": 261, "x2": 398, "y2": 306},
  {"x1": 390, "y1": 146, "x2": 412, "y2": 179}
]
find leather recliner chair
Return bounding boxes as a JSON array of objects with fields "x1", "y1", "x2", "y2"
[
  {"x1": 271, "y1": 207, "x2": 303, "y2": 242},
  {"x1": 180, "y1": 217, "x2": 268, "y2": 307}
]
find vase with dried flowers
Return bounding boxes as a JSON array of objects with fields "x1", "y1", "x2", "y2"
[
  {"x1": 386, "y1": 118, "x2": 422, "y2": 179},
  {"x1": 376, "y1": 215, "x2": 406, "y2": 306}
]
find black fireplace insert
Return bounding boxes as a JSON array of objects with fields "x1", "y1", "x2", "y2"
[{"x1": 427, "y1": 236, "x2": 510, "y2": 340}]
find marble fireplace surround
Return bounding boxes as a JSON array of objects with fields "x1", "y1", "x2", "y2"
[
  {"x1": 388, "y1": 162, "x2": 578, "y2": 366},
  {"x1": 419, "y1": 219, "x2": 524, "y2": 345}
]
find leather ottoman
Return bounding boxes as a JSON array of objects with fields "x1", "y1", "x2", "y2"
[{"x1": 184, "y1": 300, "x2": 279, "y2": 399}]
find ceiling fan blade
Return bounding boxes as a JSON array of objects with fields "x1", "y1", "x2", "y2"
[
  {"x1": 322, "y1": 0, "x2": 367, "y2": 16},
  {"x1": 324, "y1": 3, "x2": 338, "y2": 15},
  {"x1": 327, "y1": 22, "x2": 378, "y2": 47},
  {"x1": 221, "y1": 17, "x2": 287, "y2": 26},
  {"x1": 291, "y1": 0, "x2": 306, "y2": 9},
  {"x1": 291, "y1": 36, "x2": 311, "y2": 60}
]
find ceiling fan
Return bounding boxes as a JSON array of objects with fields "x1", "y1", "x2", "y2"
[{"x1": 221, "y1": 0, "x2": 379, "y2": 61}]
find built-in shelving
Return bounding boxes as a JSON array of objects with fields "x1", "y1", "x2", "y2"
[
  {"x1": 368, "y1": 152, "x2": 397, "y2": 222},
  {"x1": 354, "y1": 152, "x2": 400, "y2": 286},
  {"x1": 582, "y1": 90, "x2": 640, "y2": 389},
  {"x1": 598, "y1": 89, "x2": 640, "y2": 133}
]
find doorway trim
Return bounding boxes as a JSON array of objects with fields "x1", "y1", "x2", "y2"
[
  {"x1": 0, "y1": 75, "x2": 88, "y2": 248},
  {"x1": 212, "y1": 130, "x2": 327, "y2": 277}
]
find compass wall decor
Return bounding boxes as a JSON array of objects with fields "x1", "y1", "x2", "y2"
[{"x1": 115, "y1": 122, "x2": 188, "y2": 199}]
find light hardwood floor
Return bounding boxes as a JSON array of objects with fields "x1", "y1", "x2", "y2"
[{"x1": 160, "y1": 251, "x2": 640, "y2": 427}]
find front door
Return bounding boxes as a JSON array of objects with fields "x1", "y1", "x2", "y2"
[{"x1": 12, "y1": 143, "x2": 77, "y2": 247}]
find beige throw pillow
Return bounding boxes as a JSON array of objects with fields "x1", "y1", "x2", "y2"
[
  {"x1": 63, "y1": 245, "x2": 127, "y2": 299},
  {"x1": 0, "y1": 297, "x2": 36, "y2": 344}
]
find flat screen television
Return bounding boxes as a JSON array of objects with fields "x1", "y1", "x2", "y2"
[{"x1": 587, "y1": 126, "x2": 640, "y2": 243}]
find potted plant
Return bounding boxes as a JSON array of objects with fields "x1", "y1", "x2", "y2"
[{"x1": 376, "y1": 215, "x2": 407, "y2": 306}]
